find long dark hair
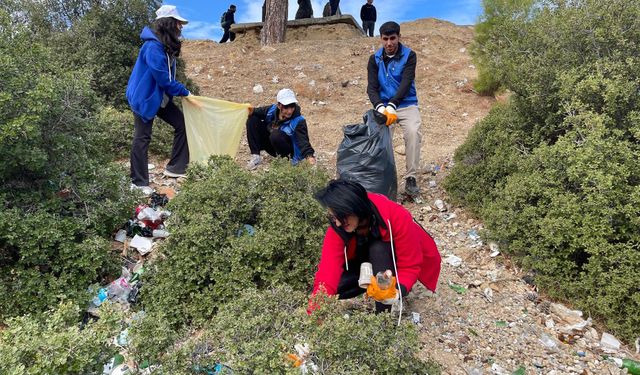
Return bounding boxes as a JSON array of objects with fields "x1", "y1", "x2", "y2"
[
  {"x1": 314, "y1": 179, "x2": 386, "y2": 236},
  {"x1": 153, "y1": 17, "x2": 182, "y2": 58}
]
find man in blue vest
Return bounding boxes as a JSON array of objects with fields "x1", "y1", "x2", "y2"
[
  {"x1": 367, "y1": 21, "x2": 422, "y2": 197},
  {"x1": 246, "y1": 88, "x2": 316, "y2": 170}
]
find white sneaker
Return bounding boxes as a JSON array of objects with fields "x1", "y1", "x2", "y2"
[
  {"x1": 163, "y1": 169, "x2": 186, "y2": 178},
  {"x1": 246, "y1": 154, "x2": 262, "y2": 170},
  {"x1": 130, "y1": 184, "x2": 154, "y2": 197}
]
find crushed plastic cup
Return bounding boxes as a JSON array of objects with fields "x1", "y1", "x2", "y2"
[
  {"x1": 114, "y1": 229, "x2": 127, "y2": 243},
  {"x1": 600, "y1": 332, "x2": 621, "y2": 353},
  {"x1": 358, "y1": 262, "x2": 373, "y2": 288}
]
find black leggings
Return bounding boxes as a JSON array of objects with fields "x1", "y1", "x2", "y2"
[
  {"x1": 246, "y1": 115, "x2": 293, "y2": 158},
  {"x1": 130, "y1": 100, "x2": 189, "y2": 186},
  {"x1": 336, "y1": 240, "x2": 407, "y2": 313}
]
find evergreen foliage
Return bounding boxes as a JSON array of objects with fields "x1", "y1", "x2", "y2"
[
  {"x1": 0, "y1": 302, "x2": 121, "y2": 375},
  {"x1": 140, "y1": 157, "x2": 329, "y2": 328},
  {"x1": 446, "y1": 0, "x2": 640, "y2": 341},
  {"x1": 131, "y1": 287, "x2": 440, "y2": 374}
]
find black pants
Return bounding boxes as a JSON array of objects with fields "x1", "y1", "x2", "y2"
[
  {"x1": 130, "y1": 101, "x2": 189, "y2": 186},
  {"x1": 246, "y1": 115, "x2": 293, "y2": 158},
  {"x1": 220, "y1": 28, "x2": 236, "y2": 43},
  {"x1": 362, "y1": 21, "x2": 375, "y2": 37},
  {"x1": 337, "y1": 240, "x2": 406, "y2": 313}
]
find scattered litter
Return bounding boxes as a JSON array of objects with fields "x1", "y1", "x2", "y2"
[
  {"x1": 611, "y1": 357, "x2": 640, "y2": 375},
  {"x1": 483, "y1": 288, "x2": 493, "y2": 302},
  {"x1": 428, "y1": 180, "x2": 437, "y2": 188},
  {"x1": 252, "y1": 84, "x2": 263, "y2": 94},
  {"x1": 468, "y1": 229, "x2": 480, "y2": 241},
  {"x1": 411, "y1": 312, "x2": 421, "y2": 324},
  {"x1": 130, "y1": 235, "x2": 153, "y2": 255},
  {"x1": 443, "y1": 213, "x2": 457, "y2": 221},
  {"x1": 600, "y1": 332, "x2": 621, "y2": 353},
  {"x1": 434, "y1": 199, "x2": 446, "y2": 212},
  {"x1": 114, "y1": 229, "x2": 127, "y2": 243},
  {"x1": 444, "y1": 254, "x2": 462, "y2": 267},
  {"x1": 448, "y1": 281, "x2": 467, "y2": 294},
  {"x1": 147, "y1": 163, "x2": 155, "y2": 170},
  {"x1": 236, "y1": 224, "x2": 256, "y2": 237}
]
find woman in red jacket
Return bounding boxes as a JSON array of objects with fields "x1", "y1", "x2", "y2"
[{"x1": 310, "y1": 179, "x2": 441, "y2": 313}]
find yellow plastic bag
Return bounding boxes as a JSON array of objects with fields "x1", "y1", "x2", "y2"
[{"x1": 183, "y1": 95, "x2": 250, "y2": 163}]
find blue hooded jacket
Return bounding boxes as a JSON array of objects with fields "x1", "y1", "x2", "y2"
[{"x1": 126, "y1": 27, "x2": 190, "y2": 122}]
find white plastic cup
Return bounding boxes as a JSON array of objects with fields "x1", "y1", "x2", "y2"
[{"x1": 358, "y1": 262, "x2": 373, "y2": 289}]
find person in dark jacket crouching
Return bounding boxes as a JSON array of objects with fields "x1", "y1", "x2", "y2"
[{"x1": 246, "y1": 88, "x2": 316, "y2": 169}]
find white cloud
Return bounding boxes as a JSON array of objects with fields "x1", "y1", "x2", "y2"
[{"x1": 183, "y1": 20, "x2": 222, "y2": 41}]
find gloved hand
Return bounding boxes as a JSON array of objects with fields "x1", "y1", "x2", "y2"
[
  {"x1": 376, "y1": 103, "x2": 386, "y2": 114},
  {"x1": 184, "y1": 93, "x2": 202, "y2": 109},
  {"x1": 383, "y1": 105, "x2": 398, "y2": 126},
  {"x1": 366, "y1": 275, "x2": 398, "y2": 304},
  {"x1": 247, "y1": 105, "x2": 254, "y2": 116}
]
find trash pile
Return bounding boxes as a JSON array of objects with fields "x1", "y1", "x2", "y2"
[
  {"x1": 85, "y1": 192, "x2": 174, "y2": 374},
  {"x1": 399, "y1": 162, "x2": 640, "y2": 374}
]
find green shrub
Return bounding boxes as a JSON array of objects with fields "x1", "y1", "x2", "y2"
[
  {"x1": 140, "y1": 157, "x2": 328, "y2": 328},
  {"x1": 0, "y1": 302, "x2": 121, "y2": 375},
  {"x1": 133, "y1": 286, "x2": 440, "y2": 374},
  {"x1": 446, "y1": 0, "x2": 640, "y2": 342},
  {"x1": 0, "y1": 10, "x2": 141, "y2": 320}
]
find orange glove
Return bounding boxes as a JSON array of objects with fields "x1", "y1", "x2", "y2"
[
  {"x1": 383, "y1": 105, "x2": 397, "y2": 126},
  {"x1": 247, "y1": 105, "x2": 254, "y2": 116},
  {"x1": 366, "y1": 275, "x2": 398, "y2": 304}
]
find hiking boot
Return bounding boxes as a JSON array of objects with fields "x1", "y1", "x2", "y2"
[
  {"x1": 405, "y1": 177, "x2": 420, "y2": 197},
  {"x1": 246, "y1": 154, "x2": 262, "y2": 170},
  {"x1": 163, "y1": 169, "x2": 186, "y2": 178},
  {"x1": 130, "y1": 184, "x2": 154, "y2": 197}
]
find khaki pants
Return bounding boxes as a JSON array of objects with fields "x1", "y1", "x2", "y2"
[{"x1": 390, "y1": 105, "x2": 422, "y2": 180}]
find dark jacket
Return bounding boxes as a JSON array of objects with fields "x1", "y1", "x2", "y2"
[
  {"x1": 367, "y1": 42, "x2": 418, "y2": 109},
  {"x1": 295, "y1": 0, "x2": 313, "y2": 19},
  {"x1": 252, "y1": 104, "x2": 315, "y2": 162},
  {"x1": 222, "y1": 9, "x2": 235, "y2": 29},
  {"x1": 126, "y1": 27, "x2": 189, "y2": 122},
  {"x1": 360, "y1": 3, "x2": 376, "y2": 22}
]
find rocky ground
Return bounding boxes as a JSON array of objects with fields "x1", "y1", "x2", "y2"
[{"x1": 151, "y1": 18, "x2": 640, "y2": 374}]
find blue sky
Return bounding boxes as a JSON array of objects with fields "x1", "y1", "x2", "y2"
[{"x1": 163, "y1": 0, "x2": 483, "y2": 41}]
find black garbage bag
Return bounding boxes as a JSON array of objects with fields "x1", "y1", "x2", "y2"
[{"x1": 337, "y1": 110, "x2": 397, "y2": 200}]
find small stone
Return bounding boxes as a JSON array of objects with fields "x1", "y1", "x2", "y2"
[{"x1": 252, "y1": 84, "x2": 264, "y2": 94}]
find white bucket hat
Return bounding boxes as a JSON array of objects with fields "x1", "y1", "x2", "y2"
[
  {"x1": 276, "y1": 88, "x2": 298, "y2": 105},
  {"x1": 156, "y1": 5, "x2": 188, "y2": 24}
]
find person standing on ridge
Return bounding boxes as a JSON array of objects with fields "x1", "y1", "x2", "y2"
[
  {"x1": 360, "y1": 0, "x2": 377, "y2": 37},
  {"x1": 126, "y1": 5, "x2": 200, "y2": 196},
  {"x1": 220, "y1": 4, "x2": 236, "y2": 43},
  {"x1": 329, "y1": 0, "x2": 340, "y2": 16},
  {"x1": 367, "y1": 21, "x2": 422, "y2": 198},
  {"x1": 295, "y1": 0, "x2": 313, "y2": 19}
]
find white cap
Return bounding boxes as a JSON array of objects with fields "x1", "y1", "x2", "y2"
[
  {"x1": 276, "y1": 88, "x2": 298, "y2": 105},
  {"x1": 156, "y1": 5, "x2": 188, "y2": 24}
]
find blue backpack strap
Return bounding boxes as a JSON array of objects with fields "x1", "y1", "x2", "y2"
[{"x1": 266, "y1": 104, "x2": 278, "y2": 123}]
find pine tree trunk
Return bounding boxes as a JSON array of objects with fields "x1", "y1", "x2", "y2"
[{"x1": 261, "y1": 0, "x2": 288, "y2": 45}]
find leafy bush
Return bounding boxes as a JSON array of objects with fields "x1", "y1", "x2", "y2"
[
  {"x1": 132, "y1": 286, "x2": 440, "y2": 374},
  {"x1": 140, "y1": 157, "x2": 328, "y2": 328},
  {"x1": 447, "y1": 0, "x2": 640, "y2": 341},
  {"x1": 0, "y1": 302, "x2": 121, "y2": 375},
  {"x1": 0, "y1": 10, "x2": 140, "y2": 319}
]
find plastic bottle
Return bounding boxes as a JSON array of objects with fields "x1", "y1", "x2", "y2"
[
  {"x1": 612, "y1": 358, "x2": 640, "y2": 375},
  {"x1": 376, "y1": 270, "x2": 393, "y2": 289}
]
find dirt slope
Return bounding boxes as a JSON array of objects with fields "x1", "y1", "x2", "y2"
[{"x1": 180, "y1": 18, "x2": 636, "y2": 374}]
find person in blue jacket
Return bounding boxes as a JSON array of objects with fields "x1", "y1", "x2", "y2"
[
  {"x1": 245, "y1": 89, "x2": 316, "y2": 170},
  {"x1": 367, "y1": 21, "x2": 422, "y2": 198},
  {"x1": 126, "y1": 5, "x2": 199, "y2": 195}
]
